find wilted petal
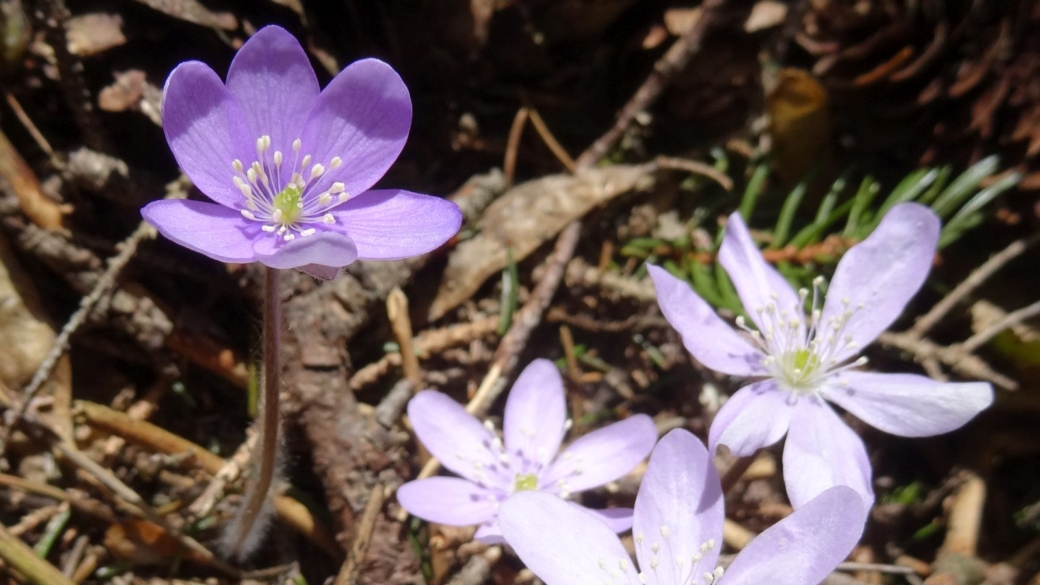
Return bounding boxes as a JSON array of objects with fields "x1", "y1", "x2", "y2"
[
  {"x1": 708, "y1": 381, "x2": 792, "y2": 455},
  {"x1": 633, "y1": 430, "x2": 724, "y2": 585},
  {"x1": 783, "y1": 399, "x2": 874, "y2": 508},
  {"x1": 331, "y1": 189, "x2": 462, "y2": 260},
  {"x1": 499, "y1": 492, "x2": 638, "y2": 585},
  {"x1": 407, "y1": 391, "x2": 505, "y2": 488},
  {"x1": 820, "y1": 203, "x2": 939, "y2": 362},
  {"x1": 300, "y1": 59, "x2": 411, "y2": 199},
  {"x1": 580, "y1": 506, "x2": 634, "y2": 534},
  {"x1": 648, "y1": 265, "x2": 766, "y2": 377},
  {"x1": 722, "y1": 486, "x2": 865, "y2": 585},
  {"x1": 225, "y1": 25, "x2": 319, "y2": 154},
  {"x1": 142, "y1": 199, "x2": 257, "y2": 263},
  {"x1": 504, "y1": 360, "x2": 568, "y2": 471},
  {"x1": 296, "y1": 263, "x2": 339, "y2": 280},
  {"x1": 541, "y1": 415, "x2": 656, "y2": 493},
  {"x1": 718, "y1": 213, "x2": 805, "y2": 335},
  {"x1": 823, "y1": 372, "x2": 992, "y2": 437},
  {"x1": 162, "y1": 62, "x2": 253, "y2": 208},
  {"x1": 396, "y1": 477, "x2": 498, "y2": 527},
  {"x1": 253, "y1": 230, "x2": 357, "y2": 269}
]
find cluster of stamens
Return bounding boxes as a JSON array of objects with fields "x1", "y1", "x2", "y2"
[
  {"x1": 604, "y1": 526, "x2": 724, "y2": 585},
  {"x1": 736, "y1": 277, "x2": 867, "y2": 395},
  {"x1": 232, "y1": 135, "x2": 351, "y2": 241},
  {"x1": 453, "y1": 418, "x2": 577, "y2": 503}
]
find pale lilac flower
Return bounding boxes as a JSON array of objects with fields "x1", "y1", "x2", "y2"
[
  {"x1": 142, "y1": 26, "x2": 462, "y2": 279},
  {"x1": 648, "y1": 203, "x2": 993, "y2": 508},
  {"x1": 500, "y1": 429, "x2": 866, "y2": 585},
  {"x1": 397, "y1": 359, "x2": 657, "y2": 543}
]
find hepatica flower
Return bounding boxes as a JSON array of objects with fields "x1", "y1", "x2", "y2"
[
  {"x1": 397, "y1": 359, "x2": 657, "y2": 543},
  {"x1": 499, "y1": 429, "x2": 866, "y2": 585},
  {"x1": 142, "y1": 26, "x2": 462, "y2": 279},
  {"x1": 648, "y1": 203, "x2": 993, "y2": 508}
]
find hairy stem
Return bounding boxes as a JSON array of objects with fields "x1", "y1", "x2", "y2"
[{"x1": 226, "y1": 266, "x2": 282, "y2": 559}]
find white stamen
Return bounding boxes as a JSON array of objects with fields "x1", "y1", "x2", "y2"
[
  {"x1": 310, "y1": 163, "x2": 325, "y2": 179},
  {"x1": 329, "y1": 182, "x2": 345, "y2": 193},
  {"x1": 292, "y1": 138, "x2": 301, "y2": 152},
  {"x1": 284, "y1": 234, "x2": 295, "y2": 241},
  {"x1": 300, "y1": 228, "x2": 316, "y2": 237},
  {"x1": 232, "y1": 159, "x2": 243, "y2": 173},
  {"x1": 323, "y1": 213, "x2": 335, "y2": 224},
  {"x1": 330, "y1": 156, "x2": 342, "y2": 169},
  {"x1": 262, "y1": 225, "x2": 276, "y2": 232},
  {"x1": 241, "y1": 209, "x2": 256, "y2": 220}
]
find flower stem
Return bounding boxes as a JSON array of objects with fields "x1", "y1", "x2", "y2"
[
  {"x1": 720, "y1": 453, "x2": 757, "y2": 494},
  {"x1": 226, "y1": 266, "x2": 282, "y2": 559}
]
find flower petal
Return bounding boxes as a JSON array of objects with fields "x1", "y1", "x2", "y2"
[
  {"x1": 823, "y1": 372, "x2": 992, "y2": 437},
  {"x1": 541, "y1": 415, "x2": 656, "y2": 493},
  {"x1": 330, "y1": 189, "x2": 462, "y2": 260},
  {"x1": 225, "y1": 26, "x2": 319, "y2": 155},
  {"x1": 296, "y1": 263, "x2": 339, "y2": 280},
  {"x1": 161, "y1": 61, "x2": 253, "y2": 208},
  {"x1": 718, "y1": 213, "x2": 805, "y2": 334},
  {"x1": 722, "y1": 486, "x2": 865, "y2": 585},
  {"x1": 253, "y1": 230, "x2": 358, "y2": 269},
  {"x1": 504, "y1": 359, "x2": 568, "y2": 471},
  {"x1": 499, "y1": 492, "x2": 638, "y2": 585},
  {"x1": 647, "y1": 265, "x2": 766, "y2": 376},
  {"x1": 299, "y1": 59, "x2": 411, "y2": 198},
  {"x1": 633, "y1": 429, "x2": 724, "y2": 585},
  {"x1": 708, "y1": 381, "x2": 792, "y2": 455},
  {"x1": 396, "y1": 477, "x2": 498, "y2": 526},
  {"x1": 783, "y1": 398, "x2": 874, "y2": 508},
  {"x1": 142, "y1": 199, "x2": 258, "y2": 263},
  {"x1": 407, "y1": 391, "x2": 506, "y2": 488},
  {"x1": 474, "y1": 521, "x2": 505, "y2": 545},
  {"x1": 580, "y1": 506, "x2": 634, "y2": 534},
  {"x1": 820, "y1": 203, "x2": 940, "y2": 362}
]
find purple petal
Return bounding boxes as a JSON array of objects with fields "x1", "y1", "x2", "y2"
[
  {"x1": 633, "y1": 429, "x2": 724, "y2": 585},
  {"x1": 253, "y1": 230, "x2": 358, "y2": 269},
  {"x1": 474, "y1": 521, "x2": 505, "y2": 544},
  {"x1": 299, "y1": 59, "x2": 411, "y2": 198},
  {"x1": 820, "y1": 203, "x2": 939, "y2": 362},
  {"x1": 499, "y1": 492, "x2": 637, "y2": 585},
  {"x1": 722, "y1": 486, "x2": 865, "y2": 585},
  {"x1": 161, "y1": 61, "x2": 253, "y2": 208},
  {"x1": 647, "y1": 265, "x2": 767, "y2": 376},
  {"x1": 503, "y1": 360, "x2": 568, "y2": 472},
  {"x1": 296, "y1": 263, "x2": 339, "y2": 280},
  {"x1": 708, "y1": 381, "x2": 792, "y2": 455},
  {"x1": 331, "y1": 189, "x2": 462, "y2": 260},
  {"x1": 407, "y1": 391, "x2": 506, "y2": 488},
  {"x1": 396, "y1": 477, "x2": 498, "y2": 527},
  {"x1": 579, "y1": 505, "x2": 634, "y2": 534},
  {"x1": 823, "y1": 372, "x2": 992, "y2": 437},
  {"x1": 718, "y1": 213, "x2": 805, "y2": 335},
  {"x1": 142, "y1": 199, "x2": 257, "y2": 263},
  {"x1": 783, "y1": 398, "x2": 874, "y2": 508},
  {"x1": 541, "y1": 415, "x2": 657, "y2": 493},
  {"x1": 225, "y1": 26, "x2": 319, "y2": 155}
]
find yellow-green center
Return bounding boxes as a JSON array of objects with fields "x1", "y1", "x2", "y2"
[
  {"x1": 513, "y1": 473, "x2": 538, "y2": 492},
  {"x1": 793, "y1": 348, "x2": 812, "y2": 371},
  {"x1": 273, "y1": 184, "x2": 303, "y2": 224}
]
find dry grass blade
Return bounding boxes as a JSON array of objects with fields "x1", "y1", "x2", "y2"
[{"x1": 0, "y1": 522, "x2": 75, "y2": 585}]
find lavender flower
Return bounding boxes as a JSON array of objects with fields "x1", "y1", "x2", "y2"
[
  {"x1": 648, "y1": 203, "x2": 993, "y2": 508},
  {"x1": 142, "y1": 26, "x2": 462, "y2": 279},
  {"x1": 397, "y1": 359, "x2": 657, "y2": 543},
  {"x1": 499, "y1": 429, "x2": 866, "y2": 585}
]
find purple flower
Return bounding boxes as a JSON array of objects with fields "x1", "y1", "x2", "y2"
[
  {"x1": 499, "y1": 429, "x2": 866, "y2": 585},
  {"x1": 397, "y1": 359, "x2": 657, "y2": 543},
  {"x1": 648, "y1": 203, "x2": 993, "y2": 508},
  {"x1": 141, "y1": 26, "x2": 462, "y2": 279}
]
